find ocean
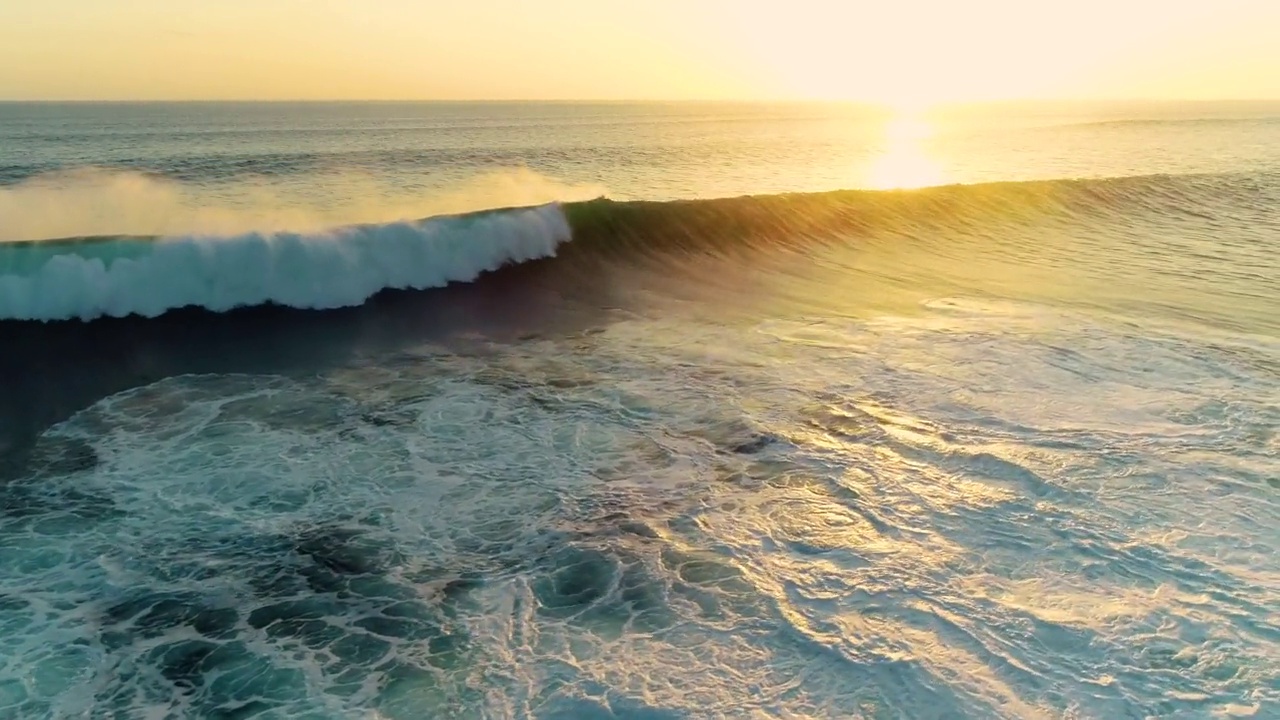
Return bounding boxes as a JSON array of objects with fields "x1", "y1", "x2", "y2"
[{"x1": 0, "y1": 101, "x2": 1277, "y2": 719}]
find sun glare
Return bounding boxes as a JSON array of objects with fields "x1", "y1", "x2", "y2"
[{"x1": 864, "y1": 113, "x2": 945, "y2": 190}]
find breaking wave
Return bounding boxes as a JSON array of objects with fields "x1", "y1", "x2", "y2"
[
  {"x1": 0, "y1": 205, "x2": 570, "y2": 321},
  {"x1": 1, "y1": 171, "x2": 1276, "y2": 322}
]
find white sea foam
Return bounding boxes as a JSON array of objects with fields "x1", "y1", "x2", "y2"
[{"x1": 0, "y1": 203, "x2": 570, "y2": 321}]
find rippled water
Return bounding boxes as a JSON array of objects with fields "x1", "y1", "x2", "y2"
[{"x1": 0, "y1": 102, "x2": 1278, "y2": 719}]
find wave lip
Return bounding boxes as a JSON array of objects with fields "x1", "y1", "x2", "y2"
[{"x1": 0, "y1": 203, "x2": 571, "y2": 321}]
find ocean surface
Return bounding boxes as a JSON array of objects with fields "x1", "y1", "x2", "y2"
[{"x1": 0, "y1": 101, "x2": 1277, "y2": 719}]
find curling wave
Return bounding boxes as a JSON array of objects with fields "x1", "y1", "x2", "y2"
[{"x1": 0, "y1": 204, "x2": 570, "y2": 321}]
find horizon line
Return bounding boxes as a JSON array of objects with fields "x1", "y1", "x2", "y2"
[{"x1": 2, "y1": 97, "x2": 1279, "y2": 105}]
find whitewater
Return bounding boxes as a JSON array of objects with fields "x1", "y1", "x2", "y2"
[
  {"x1": 0, "y1": 101, "x2": 1277, "y2": 720},
  {"x1": 0, "y1": 204, "x2": 570, "y2": 321}
]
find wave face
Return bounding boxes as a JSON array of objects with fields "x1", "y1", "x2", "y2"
[{"x1": 0, "y1": 204, "x2": 570, "y2": 321}]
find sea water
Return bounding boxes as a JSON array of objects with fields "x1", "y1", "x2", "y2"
[{"x1": 0, "y1": 101, "x2": 1277, "y2": 719}]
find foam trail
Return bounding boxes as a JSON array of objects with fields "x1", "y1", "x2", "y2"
[{"x1": 0, "y1": 204, "x2": 570, "y2": 321}]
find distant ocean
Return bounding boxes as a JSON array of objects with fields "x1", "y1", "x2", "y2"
[{"x1": 0, "y1": 101, "x2": 1277, "y2": 719}]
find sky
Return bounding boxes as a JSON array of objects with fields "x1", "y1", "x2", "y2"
[{"x1": 1, "y1": 0, "x2": 1278, "y2": 104}]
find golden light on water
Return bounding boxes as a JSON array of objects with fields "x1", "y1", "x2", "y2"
[{"x1": 864, "y1": 113, "x2": 946, "y2": 190}]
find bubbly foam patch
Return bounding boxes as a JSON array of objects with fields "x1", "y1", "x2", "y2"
[
  {"x1": 0, "y1": 338, "x2": 786, "y2": 718},
  {"x1": 0, "y1": 203, "x2": 570, "y2": 321}
]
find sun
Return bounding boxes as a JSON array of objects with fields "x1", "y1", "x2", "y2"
[{"x1": 864, "y1": 112, "x2": 946, "y2": 190}]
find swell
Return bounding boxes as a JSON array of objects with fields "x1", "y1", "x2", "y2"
[
  {"x1": 1063, "y1": 115, "x2": 1280, "y2": 130},
  {"x1": 565, "y1": 171, "x2": 1275, "y2": 250},
  {"x1": 0, "y1": 148, "x2": 584, "y2": 185},
  {"x1": 0, "y1": 171, "x2": 1273, "y2": 323}
]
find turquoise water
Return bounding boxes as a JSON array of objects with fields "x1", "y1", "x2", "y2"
[{"x1": 0, "y1": 102, "x2": 1277, "y2": 719}]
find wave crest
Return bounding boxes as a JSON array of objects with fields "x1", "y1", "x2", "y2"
[{"x1": 0, "y1": 167, "x2": 605, "y2": 242}]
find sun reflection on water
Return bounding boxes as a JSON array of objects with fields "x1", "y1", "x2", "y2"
[{"x1": 865, "y1": 113, "x2": 945, "y2": 190}]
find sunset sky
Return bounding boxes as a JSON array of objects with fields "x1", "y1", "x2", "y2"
[{"x1": 2, "y1": 0, "x2": 1278, "y2": 104}]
